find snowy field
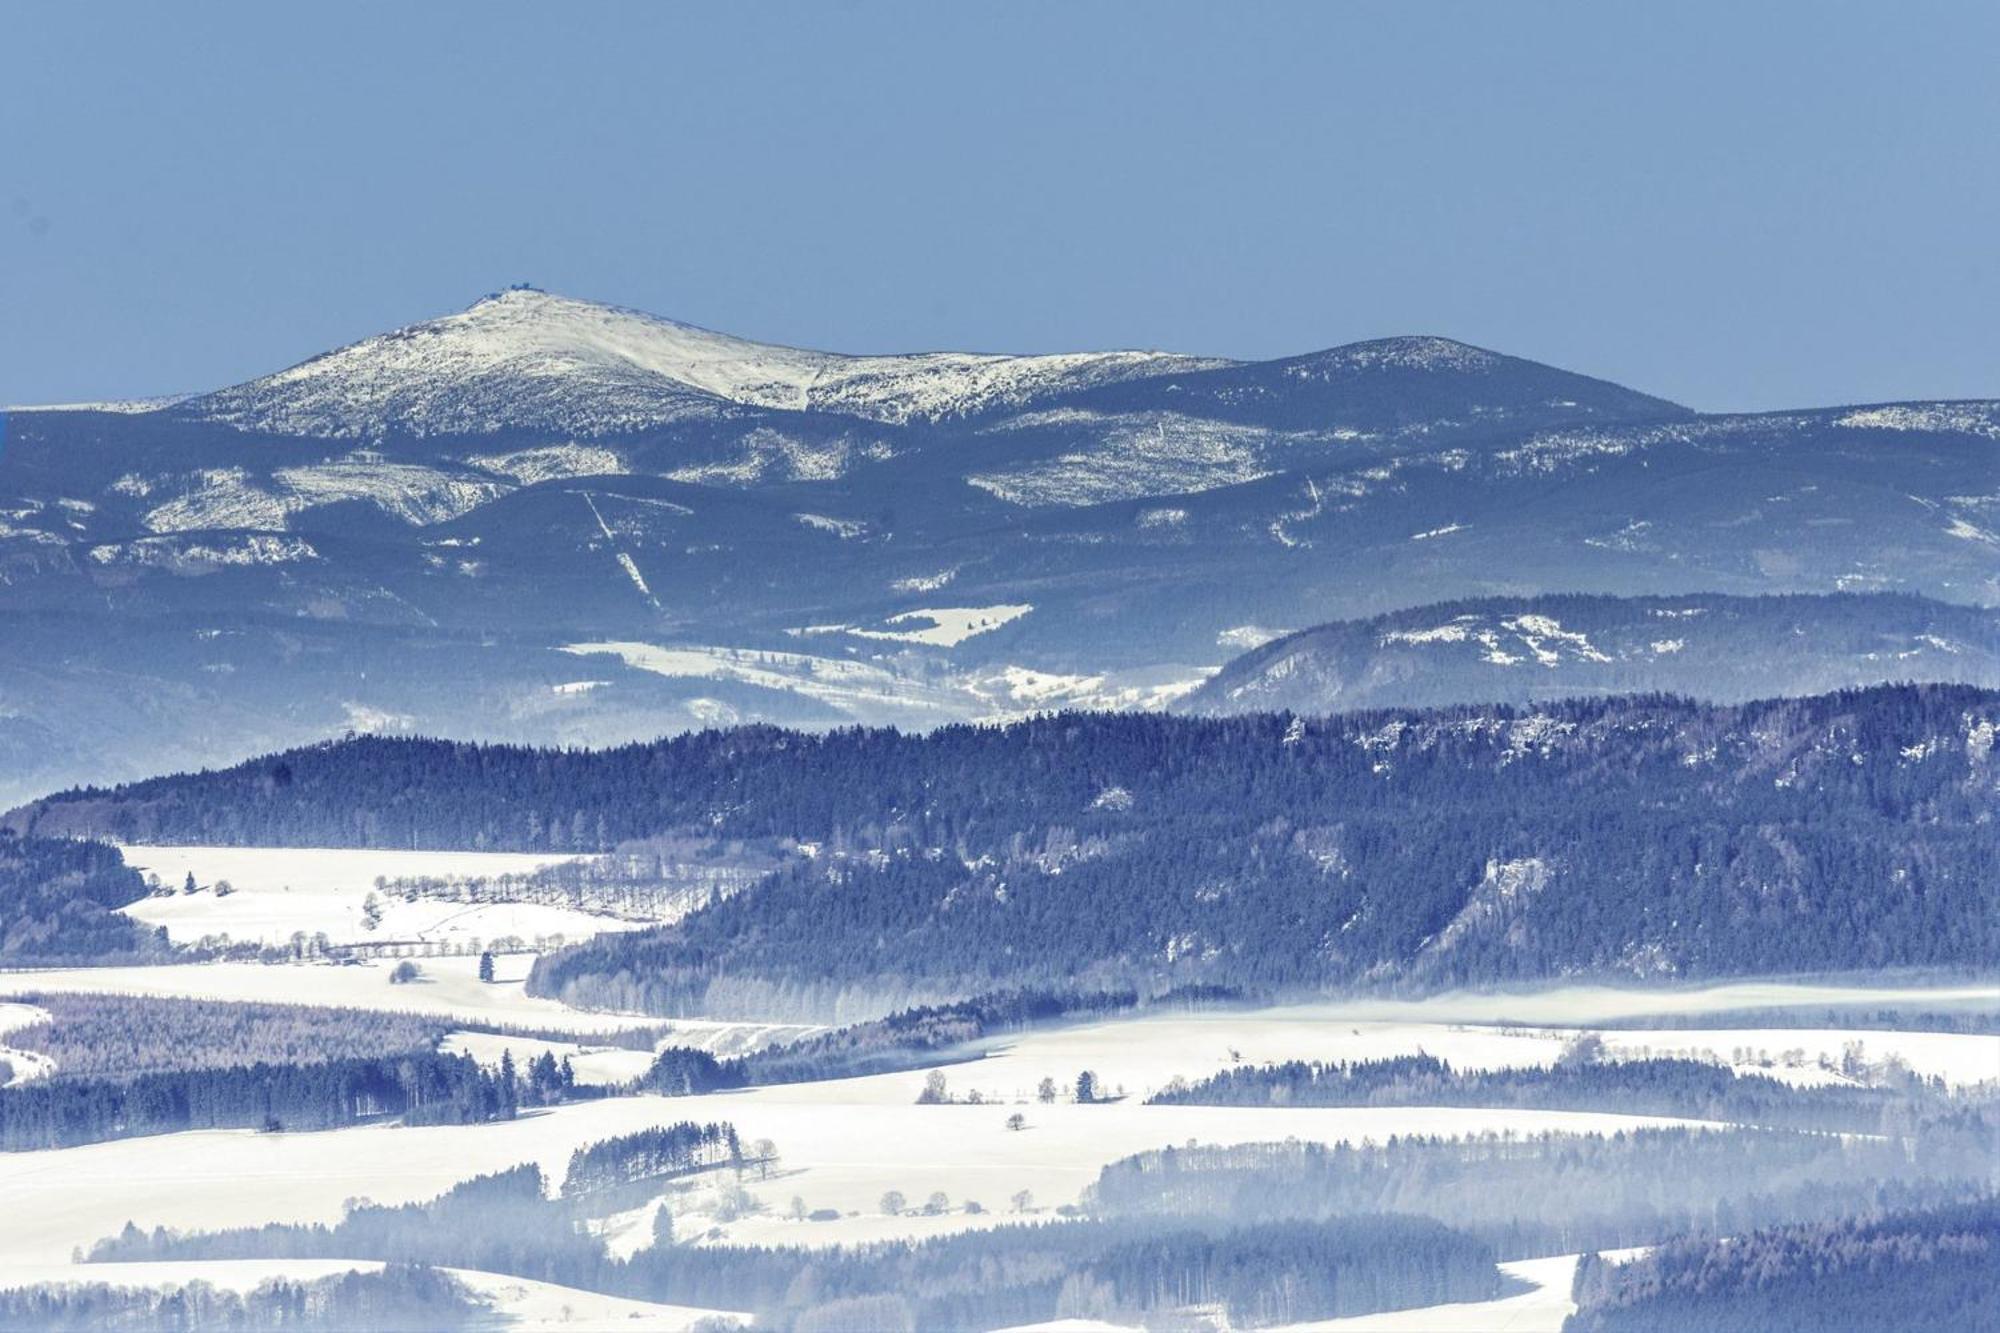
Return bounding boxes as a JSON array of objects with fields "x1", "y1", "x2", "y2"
[
  {"x1": 0, "y1": 1085, "x2": 1710, "y2": 1267},
  {"x1": 0, "y1": 979, "x2": 1988, "y2": 1323},
  {"x1": 0, "y1": 1002, "x2": 54, "y2": 1087},
  {"x1": 116, "y1": 845, "x2": 633, "y2": 949},
  {"x1": 441, "y1": 1029, "x2": 658, "y2": 1087},
  {"x1": 1597, "y1": 1026, "x2": 1999, "y2": 1089},
  {"x1": 1278, "y1": 1249, "x2": 1648, "y2": 1333}
]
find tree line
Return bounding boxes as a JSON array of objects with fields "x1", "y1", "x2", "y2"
[
  {"x1": 1147, "y1": 1051, "x2": 1925, "y2": 1134},
  {"x1": 0, "y1": 1049, "x2": 521, "y2": 1150}
]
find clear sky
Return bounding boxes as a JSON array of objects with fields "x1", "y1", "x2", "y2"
[{"x1": 5, "y1": 2, "x2": 1995, "y2": 412}]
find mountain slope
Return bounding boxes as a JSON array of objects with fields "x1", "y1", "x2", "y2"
[
  {"x1": 1189, "y1": 593, "x2": 2000, "y2": 714},
  {"x1": 171, "y1": 287, "x2": 1221, "y2": 438}
]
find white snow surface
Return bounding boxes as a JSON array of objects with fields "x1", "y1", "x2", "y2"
[
  {"x1": 1378, "y1": 612, "x2": 1612, "y2": 667},
  {"x1": 0, "y1": 1003, "x2": 54, "y2": 1087},
  {"x1": 825, "y1": 604, "x2": 1034, "y2": 647},
  {"x1": 143, "y1": 460, "x2": 507, "y2": 533},
  {"x1": 0, "y1": 1080, "x2": 1707, "y2": 1268},
  {"x1": 0, "y1": 982, "x2": 1984, "y2": 1287},
  {"x1": 1280, "y1": 1250, "x2": 1647, "y2": 1332},
  {"x1": 115, "y1": 846, "x2": 635, "y2": 949},
  {"x1": 178, "y1": 288, "x2": 1213, "y2": 438}
]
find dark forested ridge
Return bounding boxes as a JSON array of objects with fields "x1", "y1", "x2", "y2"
[
  {"x1": 1566, "y1": 1197, "x2": 2000, "y2": 1333},
  {"x1": 11, "y1": 684, "x2": 1997, "y2": 1013},
  {"x1": 0, "y1": 830, "x2": 157, "y2": 962}
]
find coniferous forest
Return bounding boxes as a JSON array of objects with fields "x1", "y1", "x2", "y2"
[
  {"x1": 10, "y1": 684, "x2": 1995, "y2": 1017},
  {"x1": 0, "y1": 831, "x2": 157, "y2": 962},
  {"x1": 0, "y1": 1050, "x2": 520, "y2": 1150},
  {"x1": 1565, "y1": 1198, "x2": 2000, "y2": 1332}
]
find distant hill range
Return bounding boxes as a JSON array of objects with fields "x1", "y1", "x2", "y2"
[
  {"x1": 3, "y1": 287, "x2": 1995, "y2": 804},
  {"x1": 1191, "y1": 593, "x2": 2000, "y2": 714}
]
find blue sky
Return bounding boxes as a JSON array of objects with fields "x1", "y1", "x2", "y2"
[{"x1": 4, "y1": 2, "x2": 1995, "y2": 411}]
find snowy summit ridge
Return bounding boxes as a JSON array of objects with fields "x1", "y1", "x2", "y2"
[{"x1": 175, "y1": 287, "x2": 1219, "y2": 439}]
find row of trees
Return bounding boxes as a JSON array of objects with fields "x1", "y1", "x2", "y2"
[
  {"x1": 561, "y1": 1121, "x2": 742, "y2": 1197},
  {"x1": 1147, "y1": 1051, "x2": 1920, "y2": 1133}
]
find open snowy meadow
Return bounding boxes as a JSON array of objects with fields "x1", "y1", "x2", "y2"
[
  {"x1": 1, "y1": 886, "x2": 1992, "y2": 1330},
  {"x1": 0, "y1": 842, "x2": 1991, "y2": 1328}
]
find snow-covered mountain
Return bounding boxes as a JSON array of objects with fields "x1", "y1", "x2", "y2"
[
  {"x1": 1, "y1": 288, "x2": 1994, "y2": 806},
  {"x1": 171, "y1": 287, "x2": 1221, "y2": 438}
]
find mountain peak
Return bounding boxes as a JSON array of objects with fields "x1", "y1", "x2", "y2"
[
  {"x1": 1299, "y1": 335, "x2": 1504, "y2": 374},
  {"x1": 169, "y1": 291, "x2": 1215, "y2": 439}
]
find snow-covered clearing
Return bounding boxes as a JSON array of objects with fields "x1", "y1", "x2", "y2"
[
  {"x1": 0, "y1": 983, "x2": 1985, "y2": 1307},
  {"x1": 0, "y1": 998, "x2": 1759, "y2": 1265},
  {"x1": 0, "y1": 981, "x2": 1984, "y2": 1328},
  {"x1": 1597, "y1": 1027, "x2": 1998, "y2": 1090},
  {"x1": 1276, "y1": 1249, "x2": 1647, "y2": 1333},
  {"x1": 0, "y1": 1003, "x2": 55, "y2": 1087},
  {"x1": 0, "y1": 1259, "x2": 745, "y2": 1331},
  {"x1": 115, "y1": 846, "x2": 633, "y2": 950},
  {"x1": 442, "y1": 1030, "x2": 658, "y2": 1087},
  {"x1": 0, "y1": 1089, "x2": 1710, "y2": 1267},
  {"x1": 0, "y1": 988, "x2": 1757, "y2": 1267},
  {"x1": 842, "y1": 604, "x2": 1034, "y2": 647},
  {"x1": 561, "y1": 640, "x2": 950, "y2": 714}
]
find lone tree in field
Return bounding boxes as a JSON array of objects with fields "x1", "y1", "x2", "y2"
[
  {"x1": 1011, "y1": 1189, "x2": 1033, "y2": 1214},
  {"x1": 360, "y1": 892, "x2": 384, "y2": 931},
  {"x1": 918, "y1": 1069, "x2": 950, "y2": 1104},
  {"x1": 182, "y1": 872, "x2": 198, "y2": 896},
  {"x1": 879, "y1": 1190, "x2": 906, "y2": 1216},
  {"x1": 478, "y1": 951, "x2": 496, "y2": 983},
  {"x1": 751, "y1": 1137, "x2": 778, "y2": 1179},
  {"x1": 1075, "y1": 1070, "x2": 1100, "y2": 1104},
  {"x1": 1006, "y1": 1112, "x2": 1027, "y2": 1131},
  {"x1": 1037, "y1": 1076, "x2": 1058, "y2": 1104}
]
